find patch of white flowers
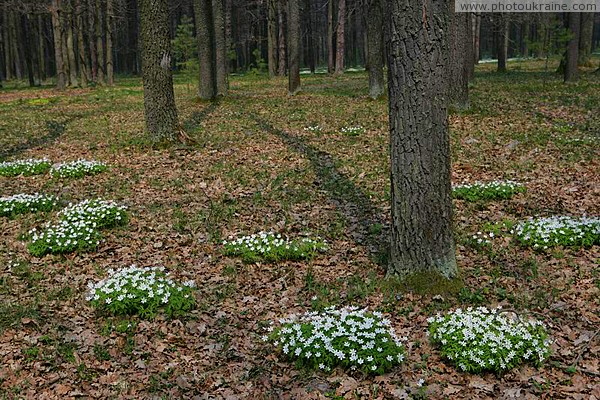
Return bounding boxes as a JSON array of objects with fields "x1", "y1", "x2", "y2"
[
  {"x1": 222, "y1": 231, "x2": 327, "y2": 262},
  {"x1": 86, "y1": 265, "x2": 196, "y2": 318},
  {"x1": 469, "y1": 231, "x2": 494, "y2": 248},
  {"x1": 264, "y1": 306, "x2": 406, "y2": 375},
  {"x1": 452, "y1": 180, "x2": 525, "y2": 201},
  {"x1": 50, "y1": 159, "x2": 108, "y2": 178},
  {"x1": 0, "y1": 158, "x2": 52, "y2": 177},
  {"x1": 0, "y1": 193, "x2": 58, "y2": 217},
  {"x1": 513, "y1": 215, "x2": 599, "y2": 249},
  {"x1": 304, "y1": 125, "x2": 323, "y2": 133},
  {"x1": 428, "y1": 307, "x2": 551, "y2": 374},
  {"x1": 27, "y1": 199, "x2": 127, "y2": 256},
  {"x1": 340, "y1": 126, "x2": 365, "y2": 136}
]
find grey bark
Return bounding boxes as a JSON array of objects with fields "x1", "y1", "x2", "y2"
[
  {"x1": 565, "y1": 12, "x2": 580, "y2": 82},
  {"x1": 449, "y1": 4, "x2": 470, "y2": 108},
  {"x1": 195, "y1": 0, "x2": 216, "y2": 99},
  {"x1": 66, "y1": 1, "x2": 79, "y2": 87},
  {"x1": 277, "y1": 0, "x2": 286, "y2": 76},
  {"x1": 50, "y1": 0, "x2": 67, "y2": 90},
  {"x1": 385, "y1": 0, "x2": 458, "y2": 278},
  {"x1": 2, "y1": 3, "x2": 11, "y2": 80},
  {"x1": 578, "y1": 13, "x2": 593, "y2": 66},
  {"x1": 287, "y1": 0, "x2": 300, "y2": 94},
  {"x1": 213, "y1": 0, "x2": 227, "y2": 95},
  {"x1": 327, "y1": 0, "x2": 334, "y2": 73},
  {"x1": 473, "y1": 13, "x2": 480, "y2": 64},
  {"x1": 87, "y1": 0, "x2": 97, "y2": 81},
  {"x1": 106, "y1": 0, "x2": 114, "y2": 85},
  {"x1": 9, "y1": 8, "x2": 22, "y2": 79},
  {"x1": 37, "y1": 14, "x2": 46, "y2": 81},
  {"x1": 96, "y1": 0, "x2": 105, "y2": 84},
  {"x1": 76, "y1": 0, "x2": 89, "y2": 87},
  {"x1": 139, "y1": 0, "x2": 180, "y2": 141},
  {"x1": 497, "y1": 14, "x2": 508, "y2": 72},
  {"x1": 365, "y1": 0, "x2": 383, "y2": 99},
  {"x1": 267, "y1": 0, "x2": 277, "y2": 76},
  {"x1": 334, "y1": 0, "x2": 345, "y2": 74}
]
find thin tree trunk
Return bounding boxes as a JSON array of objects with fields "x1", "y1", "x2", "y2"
[
  {"x1": 449, "y1": 3, "x2": 470, "y2": 108},
  {"x1": 277, "y1": 0, "x2": 286, "y2": 76},
  {"x1": 9, "y1": 9, "x2": 22, "y2": 79},
  {"x1": 578, "y1": 13, "x2": 593, "y2": 66},
  {"x1": 37, "y1": 14, "x2": 46, "y2": 81},
  {"x1": 76, "y1": 0, "x2": 89, "y2": 87},
  {"x1": 195, "y1": 0, "x2": 216, "y2": 99},
  {"x1": 366, "y1": 0, "x2": 383, "y2": 99},
  {"x1": 66, "y1": 1, "x2": 79, "y2": 87},
  {"x1": 139, "y1": 0, "x2": 179, "y2": 142},
  {"x1": 287, "y1": 0, "x2": 300, "y2": 94},
  {"x1": 2, "y1": 3, "x2": 11, "y2": 80},
  {"x1": 213, "y1": 0, "x2": 227, "y2": 95},
  {"x1": 87, "y1": 0, "x2": 97, "y2": 81},
  {"x1": 473, "y1": 13, "x2": 481, "y2": 64},
  {"x1": 50, "y1": 0, "x2": 67, "y2": 90},
  {"x1": 327, "y1": 0, "x2": 334, "y2": 73},
  {"x1": 267, "y1": 0, "x2": 277, "y2": 76},
  {"x1": 225, "y1": 0, "x2": 232, "y2": 74},
  {"x1": 106, "y1": 0, "x2": 114, "y2": 84},
  {"x1": 20, "y1": 13, "x2": 36, "y2": 86},
  {"x1": 385, "y1": 0, "x2": 458, "y2": 279},
  {"x1": 96, "y1": 0, "x2": 105, "y2": 84},
  {"x1": 565, "y1": 12, "x2": 580, "y2": 82},
  {"x1": 334, "y1": 0, "x2": 345, "y2": 74},
  {"x1": 306, "y1": 0, "x2": 315, "y2": 73},
  {"x1": 497, "y1": 14, "x2": 508, "y2": 72}
]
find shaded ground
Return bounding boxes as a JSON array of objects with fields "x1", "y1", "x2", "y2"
[{"x1": 0, "y1": 60, "x2": 599, "y2": 399}]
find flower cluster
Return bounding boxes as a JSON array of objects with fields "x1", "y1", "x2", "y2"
[
  {"x1": 86, "y1": 265, "x2": 196, "y2": 318},
  {"x1": 0, "y1": 193, "x2": 58, "y2": 218},
  {"x1": 512, "y1": 215, "x2": 599, "y2": 249},
  {"x1": 304, "y1": 125, "x2": 323, "y2": 133},
  {"x1": 264, "y1": 306, "x2": 406, "y2": 375},
  {"x1": 0, "y1": 158, "x2": 52, "y2": 177},
  {"x1": 340, "y1": 126, "x2": 365, "y2": 136},
  {"x1": 222, "y1": 231, "x2": 327, "y2": 262},
  {"x1": 27, "y1": 199, "x2": 127, "y2": 257},
  {"x1": 452, "y1": 180, "x2": 525, "y2": 201},
  {"x1": 467, "y1": 231, "x2": 494, "y2": 249},
  {"x1": 428, "y1": 307, "x2": 551, "y2": 374},
  {"x1": 50, "y1": 159, "x2": 108, "y2": 178}
]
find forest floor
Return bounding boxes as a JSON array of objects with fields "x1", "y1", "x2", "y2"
[{"x1": 0, "y1": 59, "x2": 599, "y2": 399}]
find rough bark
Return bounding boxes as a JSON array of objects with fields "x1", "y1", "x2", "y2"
[
  {"x1": 365, "y1": 0, "x2": 383, "y2": 99},
  {"x1": 96, "y1": 0, "x2": 105, "y2": 84},
  {"x1": 306, "y1": 0, "x2": 315, "y2": 73},
  {"x1": 578, "y1": 13, "x2": 593, "y2": 67},
  {"x1": 106, "y1": 0, "x2": 114, "y2": 85},
  {"x1": 50, "y1": 0, "x2": 67, "y2": 90},
  {"x1": 139, "y1": 0, "x2": 179, "y2": 142},
  {"x1": 66, "y1": 1, "x2": 79, "y2": 87},
  {"x1": 564, "y1": 12, "x2": 580, "y2": 82},
  {"x1": 213, "y1": 0, "x2": 227, "y2": 95},
  {"x1": 277, "y1": 0, "x2": 286, "y2": 76},
  {"x1": 20, "y1": 13, "x2": 36, "y2": 86},
  {"x1": 87, "y1": 0, "x2": 97, "y2": 81},
  {"x1": 76, "y1": 0, "x2": 89, "y2": 87},
  {"x1": 267, "y1": 0, "x2": 277, "y2": 76},
  {"x1": 2, "y1": 3, "x2": 11, "y2": 80},
  {"x1": 334, "y1": 0, "x2": 345, "y2": 74},
  {"x1": 385, "y1": 0, "x2": 458, "y2": 278},
  {"x1": 37, "y1": 14, "x2": 46, "y2": 81},
  {"x1": 473, "y1": 13, "x2": 480, "y2": 64},
  {"x1": 449, "y1": 4, "x2": 470, "y2": 108},
  {"x1": 327, "y1": 0, "x2": 334, "y2": 73},
  {"x1": 287, "y1": 0, "x2": 300, "y2": 94},
  {"x1": 497, "y1": 14, "x2": 508, "y2": 73},
  {"x1": 195, "y1": 0, "x2": 216, "y2": 99},
  {"x1": 9, "y1": 8, "x2": 22, "y2": 79}
]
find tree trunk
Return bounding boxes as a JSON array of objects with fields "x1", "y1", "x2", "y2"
[
  {"x1": 106, "y1": 0, "x2": 114, "y2": 85},
  {"x1": 76, "y1": 0, "x2": 89, "y2": 87},
  {"x1": 9, "y1": 9, "x2": 22, "y2": 79},
  {"x1": 520, "y1": 22, "x2": 529, "y2": 58},
  {"x1": 473, "y1": 13, "x2": 480, "y2": 64},
  {"x1": 385, "y1": 0, "x2": 458, "y2": 279},
  {"x1": 20, "y1": 13, "x2": 36, "y2": 87},
  {"x1": 195, "y1": 0, "x2": 216, "y2": 99},
  {"x1": 578, "y1": 13, "x2": 593, "y2": 67},
  {"x1": 327, "y1": 0, "x2": 334, "y2": 73},
  {"x1": 334, "y1": 0, "x2": 345, "y2": 74},
  {"x1": 213, "y1": 0, "x2": 227, "y2": 95},
  {"x1": 96, "y1": 0, "x2": 105, "y2": 84},
  {"x1": 87, "y1": 0, "x2": 97, "y2": 81},
  {"x1": 267, "y1": 0, "x2": 277, "y2": 76},
  {"x1": 497, "y1": 14, "x2": 508, "y2": 72},
  {"x1": 50, "y1": 0, "x2": 67, "y2": 90},
  {"x1": 139, "y1": 0, "x2": 179, "y2": 142},
  {"x1": 287, "y1": 0, "x2": 300, "y2": 94},
  {"x1": 66, "y1": 1, "x2": 79, "y2": 87},
  {"x1": 277, "y1": 0, "x2": 286, "y2": 76},
  {"x1": 366, "y1": 0, "x2": 383, "y2": 99},
  {"x1": 449, "y1": 4, "x2": 470, "y2": 108},
  {"x1": 37, "y1": 15, "x2": 46, "y2": 81},
  {"x1": 2, "y1": 3, "x2": 11, "y2": 80},
  {"x1": 306, "y1": 0, "x2": 315, "y2": 73},
  {"x1": 564, "y1": 12, "x2": 580, "y2": 82}
]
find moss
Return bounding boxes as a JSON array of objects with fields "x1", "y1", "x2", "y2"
[{"x1": 385, "y1": 271, "x2": 464, "y2": 297}]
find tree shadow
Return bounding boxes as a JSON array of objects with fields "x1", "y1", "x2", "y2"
[
  {"x1": 0, "y1": 120, "x2": 66, "y2": 161},
  {"x1": 252, "y1": 115, "x2": 390, "y2": 267}
]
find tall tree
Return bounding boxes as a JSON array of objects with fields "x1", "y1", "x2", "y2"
[
  {"x1": 578, "y1": 13, "x2": 593, "y2": 67},
  {"x1": 334, "y1": 0, "x2": 345, "y2": 74},
  {"x1": 139, "y1": 0, "x2": 179, "y2": 141},
  {"x1": 87, "y1": 0, "x2": 97, "y2": 81},
  {"x1": 9, "y1": 8, "x2": 22, "y2": 79},
  {"x1": 213, "y1": 0, "x2": 227, "y2": 95},
  {"x1": 195, "y1": 0, "x2": 216, "y2": 99},
  {"x1": 66, "y1": 1, "x2": 79, "y2": 87},
  {"x1": 385, "y1": 0, "x2": 458, "y2": 278},
  {"x1": 267, "y1": 0, "x2": 277, "y2": 76},
  {"x1": 96, "y1": 0, "x2": 105, "y2": 84},
  {"x1": 277, "y1": 0, "x2": 286, "y2": 76},
  {"x1": 37, "y1": 14, "x2": 46, "y2": 81},
  {"x1": 76, "y1": 0, "x2": 89, "y2": 87},
  {"x1": 365, "y1": 0, "x2": 383, "y2": 99},
  {"x1": 287, "y1": 0, "x2": 300, "y2": 94},
  {"x1": 473, "y1": 13, "x2": 481, "y2": 65},
  {"x1": 50, "y1": 0, "x2": 67, "y2": 90},
  {"x1": 564, "y1": 12, "x2": 581, "y2": 82},
  {"x1": 327, "y1": 0, "x2": 334, "y2": 73},
  {"x1": 497, "y1": 14, "x2": 508, "y2": 73},
  {"x1": 449, "y1": 4, "x2": 470, "y2": 108},
  {"x1": 106, "y1": 0, "x2": 114, "y2": 85}
]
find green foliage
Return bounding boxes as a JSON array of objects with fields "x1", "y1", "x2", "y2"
[
  {"x1": 428, "y1": 307, "x2": 551, "y2": 374},
  {"x1": 251, "y1": 48, "x2": 267, "y2": 74},
  {"x1": 222, "y1": 231, "x2": 327, "y2": 263},
  {"x1": 0, "y1": 193, "x2": 58, "y2": 218},
  {"x1": 513, "y1": 216, "x2": 600, "y2": 249},
  {"x1": 453, "y1": 181, "x2": 525, "y2": 201},
  {"x1": 172, "y1": 16, "x2": 198, "y2": 74},
  {"x1": 87, "y1": 265, "x2": 196, "y2": 319},
  {"x1": 50, "y1": 159, "x2": 108, "y2": 179},
  {"x1": 264, "y1": 306, "x2": 406, "y2": 375},
  {"x1": 0, "y1": 158, "x2": 51, "y2": 176}
]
